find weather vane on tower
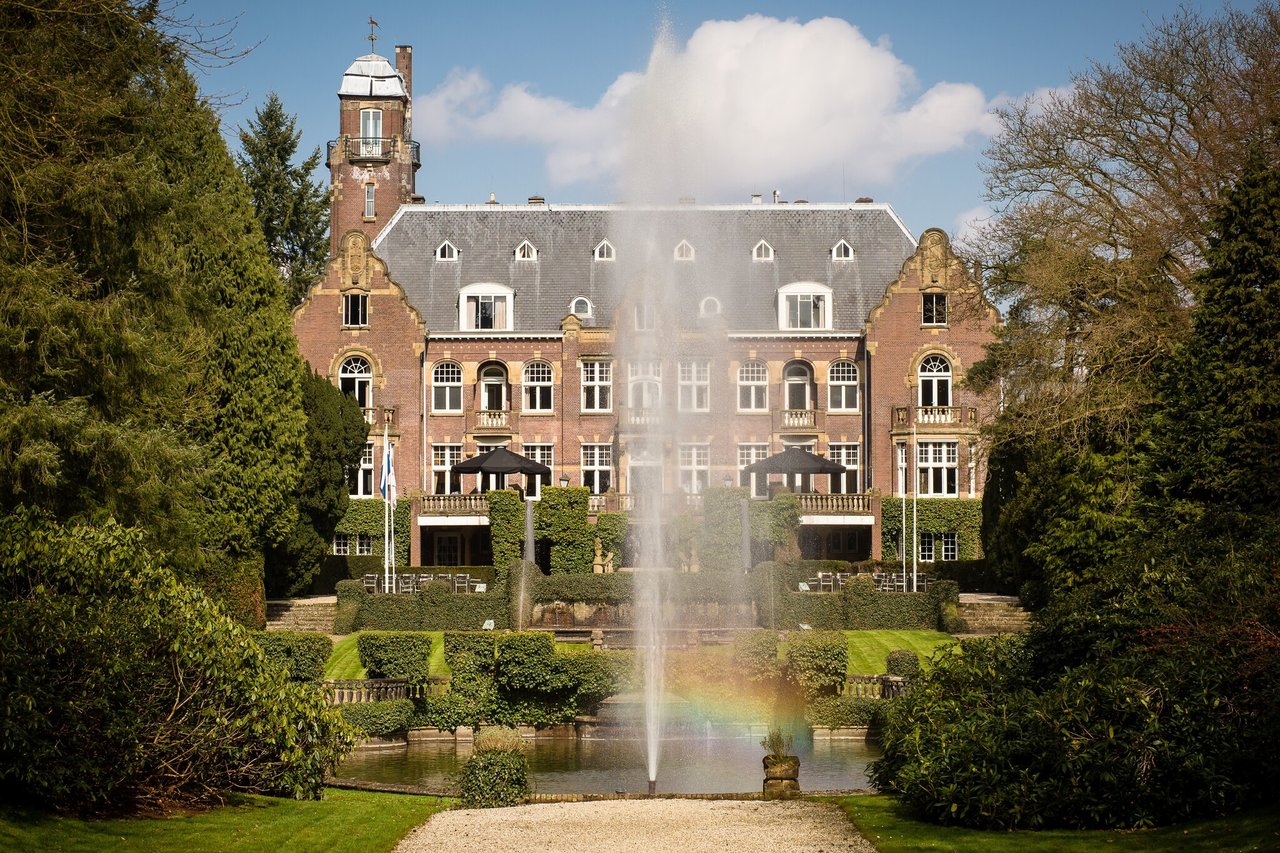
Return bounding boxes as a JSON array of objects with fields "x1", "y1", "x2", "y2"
[{"x1": 368, "y1": 17, "x2": 379, "y2": 50}]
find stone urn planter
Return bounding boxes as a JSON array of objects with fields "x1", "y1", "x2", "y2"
[{"x1": 762, "y1": 754, "x2": 801, "y2": 797}]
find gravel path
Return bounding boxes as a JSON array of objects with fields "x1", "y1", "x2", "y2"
[{"x1": 395, "y1": 799, "x2": 874, "y2": 853}]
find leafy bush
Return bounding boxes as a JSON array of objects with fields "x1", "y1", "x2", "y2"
[
  {"x1": 339, "y1": 699, "x2": 413, "y2": 737},
  {"x1": 444, "y1": 631, "x2": 498, "y2": 671},
  {"x1": 413, "y1": 654, "x2": 497, "y2": 730},
  {"x1": 0, "y1": 513, "x2": 354, "y2": 814},
  {"x1": 884, "y1": 649, "x2": 921, "y2": 678},
  {"x1": 531, "y1": 572, "x2": 633, "y2": 604},
  {"x1": 495, "y1": 632, "x2": 570, "y2": 693},
  {"x1": 253, "y1": 631, "x2": 332, "y2": 683},
  {"x1": 356, "y1": 632, "x2": 433, "y2": 683},
  {"x1": 334, "y1": 579, "x2": 365, "y2": 633},
  {"x1": 458, "y1": 726, "x2": 530, "y2": 807},
  {"x1": 806, "y1": 695, "x2": 885, "y2": 728},
  {"x1": 732, "y1": 630, "x2": 783, "y2": 683},
  {"x1": 785, "y1": 630, "x2": 847, "y2": 699}
]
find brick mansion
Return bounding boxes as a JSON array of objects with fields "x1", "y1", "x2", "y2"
[{"x1": 292, "y1": 45, "x2": 1000, "y2": 569}]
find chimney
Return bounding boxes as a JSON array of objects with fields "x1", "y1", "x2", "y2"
[
  {"x1": 394, "y1": 45, "x2": 413, "y2": 100},
  {"x1": 751, "y1": 193, "x2": 762, "y2": 204},
  {"x1": 772, "y1": 190, "x2": 781, "y2": 204},
  {"x1": 487, "y1": 192, "x2": 498, "y2": 205},
  {"x1": 528, "y1": 195, "x2": 546, "y2": 205},
  {"x1": 855, "y1": 196, "x2": 874, "y2": 204}
]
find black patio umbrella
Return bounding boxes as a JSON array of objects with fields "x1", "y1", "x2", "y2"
[
  {"x1": 743, "y1": 446, "x2": 846, "y2": 476},
  {"x1": 451, "y1": 446, "x2": 551, "y2": 477}
]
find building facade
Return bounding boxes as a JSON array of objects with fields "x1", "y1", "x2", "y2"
[{"x1": 294, "y1": 46, "x2": 1000, "y2": 569}]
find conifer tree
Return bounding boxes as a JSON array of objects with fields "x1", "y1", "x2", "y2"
[{"x1": 237, "y1": 93, "x2": 330, "y2": 307}]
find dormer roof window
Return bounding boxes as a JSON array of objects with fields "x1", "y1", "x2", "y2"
[
  {"x1": 674, "y1": 240, "x2": 695, "y2": 261},
  {"x1": 753, "y1": 240, "x2": 774, "y2": 261},
  {"x1": 593, "y1": 240, "x2": 615, "y2": 261},
  {"x1": 515, "y1": 240, "x2": 538, "y2": 261},
  {"x1": 436, "y1": 241, "x2": 459, "y2": 261},
  {"x1": 832, "y1": 240, "x2": 854, "y2": 261}
]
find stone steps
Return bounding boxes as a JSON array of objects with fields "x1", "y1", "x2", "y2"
[
  {"x1": 955, "y1": 596, "x2": 1031, "y2": 635},
  {"x1": 265, "y1": 599, "x2": 337, "y2": 634}
]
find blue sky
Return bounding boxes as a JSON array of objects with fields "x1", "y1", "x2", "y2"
[{"x1": 183, "y1": 0, "x2": 1241, "y2": 238}]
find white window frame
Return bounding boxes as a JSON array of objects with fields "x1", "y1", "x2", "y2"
[
  {"x1": 522, "y1": 360, "x2": 553, "y2": 412},
  {"x1": 917, "y1": 440, "x2": 959, "y2": 497},
  {"x1": 922, "y1": 292, "x2": 948, "y2": 326},
  {"x1": 359, "y1": 108, "x2": 382, "y2": 155},
  {"x1": 436, "y1": 241, "x2": 459, "y2": 261},
  {"x1": 593, "y1": 240, "x2": 615, "y2": 261},
  {"x1": 581, "y1": 444, "x2": 613, "y2": 494},
  {"x1": 332, "y1": 533, "x2": 350, "y2": 556},
  {"x1": 634, "y1": 303, "x2": 655, "y2": 331},
  {"x1": 628, "y1": 360, "x2": 662, "y2": 411},
  {"x1": 342, "y1": 292, "x2": 368, "y2": 328},
  {"x1": 355, "y1": 533, "x2": 373, "y2": 556},
  {"x1": 570, "y1": 297, "x2": 593, "y2": 317},
  {"x1": 674, "y1": 240, "x2": 695, "y2": 261},
  {"x1": 828, "y1": 359, "x2": 859, "y2": 412},
  {"x1": 738, "y1": 361, "x2": 768, "y2": 412},
  {"x1": 364, "y1": 183, "x2": 375, "y2": 218},
  {"x1": 678, "y1": 359, "x2": 710, "y2": 413},
  {"x1": 753, "y1": 240, "x2": 774, "y2": 261},
  {"x1": 350, "y1": 442, "x2": 375, "y2": 497},
  {"x1": 432, "y1": 444, "x2": 463, "y2": 495},
  {"x1": 523, "y1": 443, "x2": 553, "y2": 498},
  {"x1": 459, "y1": 283, "x2": 514, "y2": 331},
  {"x1": 918, "y1": 355, "x2": 953, "y2": 409},
  {"x1": 432, "y1": 362, "x2": 463, "y2": 413},
  {"x1": 479, "y1": 363, "x2": 509, "y2": 412},
  {"x1": 581, "y1": 359, "x2": 612, "y2": 412},
  {"x1": 678, "y1": 444, "x2": 710, "y2": 495},
  {"x1": 829, "y1": 442, "x2": 860, "y2": 494},
  {"x1": 778, "y1": 282, "x2": 833, "y2": 330},
  {"x1": 831, "y1": 240, "x2": 854, "y2": 261},
  {"x1": 918, "y1": 532, "x2": 935, "y2": 563},
  {"x1": 339, "y1": 355, "x2": 373, "y2": 416},
  {"x1": 738, "y1": 443, "x2": 770, "y2": 499},
  {"x1": 700, "y1": 296, "x2": 721, "y2": 317},
  {"x1": 515, "y1": 240, "x2": 538, "y2": 261},
  {"x1": 784, "y1": 362, "x2": 813, "y2": 411}
]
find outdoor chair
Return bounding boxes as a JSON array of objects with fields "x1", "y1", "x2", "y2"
[
  {"x1": 453, "y1": 574, "x2": 471, "y2": 594},
  {"x1": 817, "y1": 572, "x2": 835, "y2": 592},
  {"x1": 397, "y1": 575, "x2": 416, "y2": 594},
  {"x1": 361, "y1": 573, "x2": 378, "y2": 593}
]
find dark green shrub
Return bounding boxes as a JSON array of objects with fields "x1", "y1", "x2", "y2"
[
  {"x1": 444, "y1": 632, "x2": 498, "y2": 671},
  {"x1": 253, "y1": 631, "x2": 332, "y2": 683},
  {"x1": 732, "y1": 630, "x2": 783, "y2": 683},
  {"x1": 458, "y1": 726, "x2": 530, "y2": 807},
  {"x1": 334, "y1": 579, "x2": 365, "y2": 634},
  {"x1": 531, "y1": 572, "x2": 633, "y2": 604},
  {"x1": 339, "y1": 699, "x2": 413, "y2": 737},
  {"x1": 535, "y1": 486, "x2": 594, "y2": 574},
  {"x1": 785, "y1": 630, "x2": 847, "y2": 699},
  {"x1": 884, "y1": 649, "x2": 921, "y2": 678},
  {"x1": 806, "y1": 695, "x2": 885, "y2": 728},
  {"x1": 495, "y1": 632, "x2": 570, "y2": 693},
  {"x1": 356, "y1": 632, "x2": 433, "y2": 683},
  {"x1": 0, "y1": 513, "x2": 354, "y2": 813}
]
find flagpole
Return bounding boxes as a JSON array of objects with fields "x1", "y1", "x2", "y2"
[
  {"x1": 383, "y1": 421, "x2": 390, "y2": 594},
  {"x1": 911, "y1": 419, "x2": 918, "y2": 593}
]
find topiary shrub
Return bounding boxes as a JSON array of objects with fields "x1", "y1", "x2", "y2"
[
  {"x1": 253, "y1": 631, "x2": 332, "y2": 683},
  {"x1": 0, "y1": 513, "x2": 354, "y2": 814},
  {"x1": 356, "y1": 632, "x2": 433, "y2": 684},
  {"x1": 339, "y1": 699, "x2": 413, "y2": 737},
  {"x1": 334, "y1": 579, "x2": 366, "y2": 634},
  {"x1": 458, "y1": 726, "x2": 530, "y2": 807},
  {"x1": 884, "y1": 649, "x2": 921, "y2": 678},
  {"x1": 785, "y1": 630, "x2": 848, "y2": 699}
]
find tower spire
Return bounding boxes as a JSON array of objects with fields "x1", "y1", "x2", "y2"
[{"x1": 368, "y1": 17, "x2": 379, "y2": 50}]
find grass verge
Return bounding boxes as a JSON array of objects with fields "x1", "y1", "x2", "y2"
[
  {"x1": 833, "y1": 794, "x2": 1280, "y2": 852},
  {"x1": 844, "y1": 630, "x2": 954, "y2": 675},
  {"x1": 0, "y1": 788, "x2": 452, "y2": 853}
]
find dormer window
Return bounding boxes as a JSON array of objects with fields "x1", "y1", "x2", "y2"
[
  {"x1": 778, "y1": 282, "x2": 833, "y2": 330},
  {"x1": 674, "y1": 240, "x2": 695, "y2": 261},
  {"x1": 436, "y1": 241, "x2": 459, "y2": 261},
  {"x1": 459, "y1": 283, "x2": 514, "y2": 331},
  {"x1": 570, "y1": 297, "x2": 593, "y2": 317},
  {"x1": 700, "y1": 296, "x2": 721, "y2": 317},
  {"x1": 753, "y1": 240, "x2": 774, "y2": 261},
  {"x1": 593, "y1": 240, "x2": 615, "y2": 261},
  {"x1": 515, "y1": 240, "x2": 538, "y2": 261},
  {"x1": 832, "y1": 240, "x2": 854, "y2": 261}
]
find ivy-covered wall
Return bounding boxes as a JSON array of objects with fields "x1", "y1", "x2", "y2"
[
  {"x1": 533, "y1": 487, "x2": 594, "y2": 574},
  {"x1": 880, "y1": 498, "x2": 982, "y2": 562},
  {"x1": 333, "y1": 498, "x2": 412, "y2": 566},
  {"x1": 486, "y1": 490, "x2": 524, "y2": 573}
]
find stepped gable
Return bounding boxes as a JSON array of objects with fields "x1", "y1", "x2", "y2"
[{"x1": 372, "y1": 203, "x2": 916, "y2": 333}]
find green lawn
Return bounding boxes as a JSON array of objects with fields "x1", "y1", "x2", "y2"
[
  {"x1": 844, "y1": 630, "x2": 954, "y2": 675},
  {"x1": 324, "y1": 632, "x2": 449, "y2": 680},
  {"x1": 0, "y1": 789, "x2": 450, "y2": 853},
  {"x1": 834, "y1": 794, "x2": 1280, "y2": 852}
]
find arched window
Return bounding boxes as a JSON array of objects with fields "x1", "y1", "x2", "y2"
[
  {"x1": 436, "y1": 241, "x2": 458, "y2": 260},
  {"x1": 432, "y1": 361, "x2": 463, "y2": 413},
  {"x1": 753, "y1": 240, "x2": 774, "y2": 261},
  {"x1": 738, "y1": 361, "x2": 768, "y2": 412},
  {"x1": 700, "y1": 296, "x2": 721, "y2": 317},
  {"x1": 593, "y1": 240, "x2": 615, "y2": 261},
  {"x1": 339, "y1": 356, "x2": 373, "y2": 420},
  {"x1": 570, "y1": 297, "x2": 593, "y2": 317},
  {"x1": 918, "y1": 355, "x2": 952, "y2": 411},
  {"x1": 523, "y1": 360, "x2": 553, "y2": 412},
  {"x1": 674, "y1": 240, "x2": 695, "y2": 261},
  {"x1": 479, "y1": 363, "x2": 509, "y2": 411},
  {"x1": 784, "y1": 361, "x2": 814, "y2": 411},
  {"x1": 828, "y1": 360, "x2": 859, "y2": 411}
]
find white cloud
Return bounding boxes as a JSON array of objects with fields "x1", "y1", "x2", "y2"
[
  {"x1": 953, "y1": 204, "x2": 994, "y2": 245},
  {"x1": 416, "y1": 15, "x2": 1000, "y2": 201}
]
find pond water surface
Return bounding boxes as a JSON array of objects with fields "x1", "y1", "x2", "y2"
[{"x1": 336, "y1": 735, "x2": 879, "y2": 795}]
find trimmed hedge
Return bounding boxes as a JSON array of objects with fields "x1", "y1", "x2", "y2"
[
  {"x1": 253, "y1": 631, "x2": 332, "y2": 683},
  {"x1": 785, "y1": 630, "x2": 848, "y2": 699},
  {"x1": 531, "y1": 573, "x2": 632, "y2": 604},
  {"x1": 334, "y1": 583, "x2": 510, "y2": 632},
  {"x1": 339, "y1": 699, "x2": 413, "y2": 737},
  {"x1": 843, "y1": 576, "x2": 937, "y2": 629},
  {"x1": 885, "y1": 649, "x2": 922, "y2": 678},
  {"x1": 458, "y1": 727, "x2": 529, "y2": 808},
  {"x1": 356, "y1": 632, "x2": 433, "y2": 683},
  {"x1": 535, "y1": 487, "x2": 595, "y2": 574},
  {"x1": 444, "y1": 631, "x2": 498, "y2": 671},
  {"x1": 495, "y1": 632, "x2": 568, "y2": 693},
  {"x1": 806, "y1": 695, "x2": 886, "y2": 728},
  {"x1": 732, "y1": 630, "x2": 783, "y2": 683},
  {"x1": 334, "y1": 579, "x2": 364, "y2": 634}
]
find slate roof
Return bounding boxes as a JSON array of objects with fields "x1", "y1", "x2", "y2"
[{"x1": 372, "y1": 203, "x2": 917, "y2": 335}]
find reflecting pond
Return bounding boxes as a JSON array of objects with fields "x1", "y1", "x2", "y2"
[{"x1": 336, "y1": 735, "x2": 879, "y2": 795}]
